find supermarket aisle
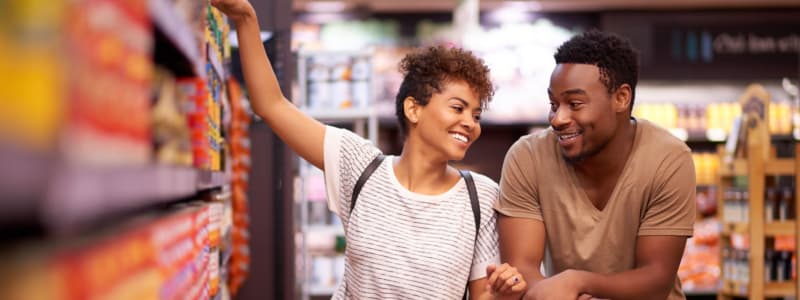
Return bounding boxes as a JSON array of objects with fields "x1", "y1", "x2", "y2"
[{"x1": 0, "y1": 0, "x2": 258, "y2": 299}]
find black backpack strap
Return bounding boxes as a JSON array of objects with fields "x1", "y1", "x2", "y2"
[
  {"x1": 459, "y1": 170, "x2": 480, "y2": 238},
  {"x1": 459, "y1": 169, "x2": 480, "y2": 300},
  {"x1": 350, "y1": 154, "x2": 385, "y2": 215}
]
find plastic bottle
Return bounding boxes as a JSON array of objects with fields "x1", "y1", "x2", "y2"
[
  {"x1": 779, "y1": 187, "x2": 792, "y2": 221},
  {"x1": 765, "y1": 188, "x2": 777, "y2": 223},
  {"x1": 765, "y1": 249, "x2": 775, "y2": 282}
]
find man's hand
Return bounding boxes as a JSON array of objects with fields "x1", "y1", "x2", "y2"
[{"x1": 523, "y1": 270, "x2": 584, "y2": 300}]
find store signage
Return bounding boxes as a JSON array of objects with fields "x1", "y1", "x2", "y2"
[
  {"x1": 714, "y1": 32, "x2": 800, "y2": 55},
  {"x1": 604, "y1": 11, "x2": 800, "y2": 80},
  {"x1": 654, "y1": 25, "x2": 800, "y2": 65}
]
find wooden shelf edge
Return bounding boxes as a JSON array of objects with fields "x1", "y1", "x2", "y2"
[
  {"x1": 720, "y1": 277, "x2": 797, "y2": 297},
  {"x1": 765, "y1": 159, "x2": 796, "y2": 176},
  {"x1": 764, "y1": 280, "x2": 797, "y2": 297},
  {"x1": 721, "y1": 222, "x2": 748, "y2": 235},
  {"x1": 719, "y1": 160, "x2": 747, "y2": 177},
  {"x1": 719, "y1": 158, "x2": 796, "y2": 177},
  {"x1": 764, "y1": 221, "x2": 796, "y2": 236},
  {"x1": 721, "y1": 281, "x2": 748, "y2": 297}
]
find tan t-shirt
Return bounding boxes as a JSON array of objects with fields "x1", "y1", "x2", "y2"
[{"x1": 495, "y1": 119, "x2": 695, "y2": 300}]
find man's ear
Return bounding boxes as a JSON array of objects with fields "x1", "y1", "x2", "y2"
[
  {"x1": 613, "y1": 84, "x2": 632, "y2": 113},
  {"x1": 403, "y1": 96, "x2": 419, "y2": 124}
]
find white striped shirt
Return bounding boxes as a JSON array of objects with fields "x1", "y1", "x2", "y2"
[{"x1": 323, "y1": 126, "x2": 500, "y2": 300}]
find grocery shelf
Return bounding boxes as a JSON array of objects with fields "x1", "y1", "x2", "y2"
[
  {"x1": 35, "y1": 165, "x2": 226, "y2": 233},
  {"x1": 703, "y1": 128, "x2": 728, "y2": 142},
  {"x1": 303, "y1": 108, "x2": 375, "y2": 121},
  {"x1": 716, "y1": 116, "x2": 799, "y2": 300},
  {"x1": 309, "y1": 285, "x2": 338, "y2": 296},
  {"x1": 764, "y1": 221, "x2": 796, "y2": 236},
  {"x1": 682, "y1": 288, "x2": 718, "y2": 296},
  {"x1": 719, "y1": 160, "x2": 748, "y2": 177},
  {"x1": 721, "y1": 281, "x2": 800, "y2": 298},
  {"x1": 42, "y1": 165, "x2": 191, "y2": 232},
  {"x1": 298, "y1": 48, "x2": 372, "y2": 58},
  {"x1": 721, "y1": 281, "x2": 748, "y2": 297},
  {"x1": 695, "y1": 184, "x2": 717, "y2": 188},
  {"x1": 721, "y1": 222, "x2": 748, "y2": 235},
  {"x1": 719, "y1": 158, "x2": 796, "y2": 177},
  {"x1": 668, "y1": 128, "x2": 690, "y2": 142},
  {"x1": 198, "y1": 169, "x2": 228, "y2": 190},
  {"x1": 721, "y1": 221, "x2": 796, "y2": 236},
  {"x1": 0, "y1": 144, "x2": 52, "y2": 226},
  {"x1": 480, "y1": 114, "x2": 548, "y2": 127},
  {"x1": 764, "y1": 281, "x2": 797, "y2": 297},
  {"x1": 662, "y1": 128, "x2": 793, "y2": 144},
  {"x1": 296, "y1": 49, "x2": 380, "y2": 300},
  {"x1": 765, "y1": 159, "x2": 796, "y2": 176},
  {"x1": 149, "y1": 0, "x2": 204, "y2": 77},
  {"x1": 672, "y1": 128, "x2": 726, "y2": 142},
  {"x1": 307, "y1": 224, "x2": 344, "y2": 236}
]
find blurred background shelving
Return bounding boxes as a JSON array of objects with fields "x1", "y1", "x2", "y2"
[{"x1": 286, "y1": 1, "x2": 800, "y2": 299}]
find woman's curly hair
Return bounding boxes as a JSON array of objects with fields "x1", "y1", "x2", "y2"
[{"x1": 394, "y1": 46, "x2": 494, "y2": 135}]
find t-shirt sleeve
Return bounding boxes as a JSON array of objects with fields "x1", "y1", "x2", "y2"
[
  {"x1": 470, "y1": 174, "x2": 501, "y2": 281},
  {"x1": 638, "y1": 148, "x2": 696, "y2": 236},
  {"x1": 323, "y1": 126, "x2": 383, "y2": 219},
  {"x1": 494, "y1": 138, "x2": 542, "y2": 221}
]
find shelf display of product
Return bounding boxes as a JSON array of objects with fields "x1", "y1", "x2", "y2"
[
  {"x1": 152, "y1": 67, "x2": 194, "y2": 166},
  {"x1": 296, "y1": 162, "x2": 347, "y2": 298},
  {"x1": 4, "y1": 1, "x2": 799, "y2": 299},
  {"x1": 679, "y1": 155, "x2": 722, "y2": 294},
  {"x1": 298, "y1": 49, "x2": 373, "y2": 110},
  {"x1": 225, "y1": 77, "x2": 253, "y2": 295},
  {"x1": 634, "y1": 102, "x2": 741, "y2": 142},
  {"x1": 694, "y1": 152, "x2": 721, "y2": 187},
  {"x1": 0, "y1": 200, "x2": 237, "y2": 300},
  {"x1": 0, "y1": 0, "x2": 65, "y2": 153},
  {"x1": 679, "y1": 218, "x2": 722, "y2": 293},
  {"x1": 634, "y1": 100, "x2": 796, "y2": 143},
  {"x1": 716, "y1": 85, "x2": 800, "y2": 300},
  {"x1": 0, "y1": 0, "x2": 252, "y2": 299},
  {"x1": 61, "y1": 0, "x2": 154, "y2": 167},
  {"x1": 294, "y1": 50, "x2": 378, "y2": 300}
]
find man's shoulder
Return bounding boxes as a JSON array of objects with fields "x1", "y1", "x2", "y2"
[
  {"x1": 508, "y1": 127, "x2": 556, "y2": 156},
  {"x1": 631, "y1": 119, "x2": 694, "y2": 179},
  {"x1": 638, "y1": 119, "x2": 691, "y2": 155}
]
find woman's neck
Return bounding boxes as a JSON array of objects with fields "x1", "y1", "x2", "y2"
[{"x1": 394, "y1": 143, "x2": 457, "y2": 195}]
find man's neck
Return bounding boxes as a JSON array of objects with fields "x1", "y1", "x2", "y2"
[{"x1": 574, "y1": 118, "x2": 637, "y2": 178}]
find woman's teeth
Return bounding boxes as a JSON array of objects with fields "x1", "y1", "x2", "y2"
[{"x1": 451, "y1": 133, "x2": 468, "y2": 143}]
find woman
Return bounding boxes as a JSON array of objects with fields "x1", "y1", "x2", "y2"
[{"x1": 211, "y1": 0, "x2": 527, "y2": 299}]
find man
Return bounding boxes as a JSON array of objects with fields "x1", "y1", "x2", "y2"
[{"x1": 493, "y1": 30, "x2": 695, "y2": 300}]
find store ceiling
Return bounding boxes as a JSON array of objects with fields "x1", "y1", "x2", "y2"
[{"x1": 293, "y1": 0, "x2": 800, "y2": 12}]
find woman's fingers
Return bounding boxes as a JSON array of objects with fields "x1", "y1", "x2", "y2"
[{"x1": 490, "y1": 263, "x2": 524, "y2": 294}]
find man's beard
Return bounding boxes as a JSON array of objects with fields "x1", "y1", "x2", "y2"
[
  {"x1": 561, "y1": 138, "x2": 610, "y2": 165},
  {"x1": 562, "y1": 151, "x2": 586, "y2": 164}
]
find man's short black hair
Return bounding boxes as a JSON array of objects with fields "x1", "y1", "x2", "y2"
[{"x1": 554, "y1": 30, "x2": 639, "y2": 109}]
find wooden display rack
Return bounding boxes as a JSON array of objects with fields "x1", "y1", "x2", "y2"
[{"x1": 717, "y1": 84, "x2": 800, "y2": 300}]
